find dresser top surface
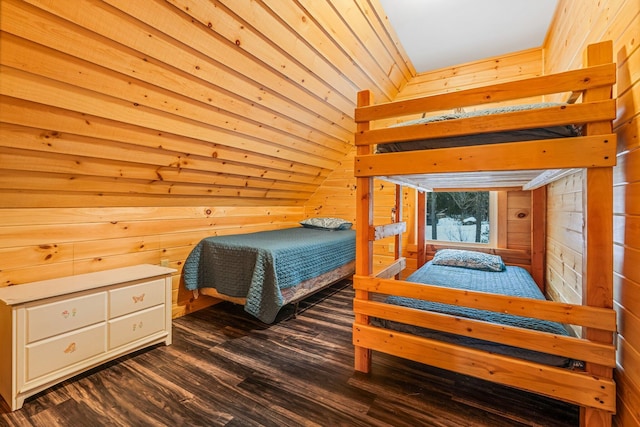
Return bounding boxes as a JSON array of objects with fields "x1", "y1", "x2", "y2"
[{"x1": 0, "y1": 264, "x2": 175, "y2": 305}]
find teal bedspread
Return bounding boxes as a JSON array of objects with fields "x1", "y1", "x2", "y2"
[
  {"x1": 183, "y1": 227, "x2": 355, "y2": 323},
  {"x1": 378, "y1": 262, "x2": 577, "y2": 367}
]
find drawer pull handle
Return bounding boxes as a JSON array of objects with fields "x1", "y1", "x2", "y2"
[
  {"x1": 132, "y1": 321, "x2": 143, "y2": 331},
  {"x1": 64, "y1": 342, "x2": 76, "y2": 354},
  {"x1": 132, "y1": 293, "x2": 145, "y2": 303},
  {"x1": 61, "y1": 308, "x2": 77, "y2": 319}
]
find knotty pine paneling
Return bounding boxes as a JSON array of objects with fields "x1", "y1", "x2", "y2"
[
  {"x1": 545, "y1": 0, "x2": 640, "y2": 425},
  {"x1": 305, "y1": 148, "x2": 357, "y2": 223},
  {"x1": 0, "y1": 0, "x2": 412, "y2": 317},
  {"x1": 398, "y1": 48, "x2": 544, "y2": 100},
  {"x1": 0, "y1": 205, "x2": 303, "y2": 317},
  {"x1": 506, "y1": 191, "x2": 532, "y2": 250}
]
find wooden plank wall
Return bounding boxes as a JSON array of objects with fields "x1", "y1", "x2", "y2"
[
  {"x1": 396, "y1": 48, "x2": 544, "y2": 100},
  {"x1": 544, "y1": 0, "x2": 640, "y2": 425},
  {"x1": 546, "y1": 172, "x2": 583, "y2": 307},
  {"x1": 0, "y1": 0, "x2": 413, "y2": 317}
]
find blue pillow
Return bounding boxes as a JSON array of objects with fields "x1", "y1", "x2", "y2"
[{"x1": 432, "y1": 249, "x2": 505, "y2": 272}]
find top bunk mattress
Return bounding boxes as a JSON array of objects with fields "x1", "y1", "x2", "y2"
[{"x1": 376, "y1": 103, "x2": 580, "y2": 153}]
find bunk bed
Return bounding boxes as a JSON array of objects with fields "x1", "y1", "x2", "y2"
[
  {"x1": 183, "y1": 222, "x2": 355, "y2": 323},
  {"x1": 352, "y1": 41, "x2": 617, "y2": 426}
]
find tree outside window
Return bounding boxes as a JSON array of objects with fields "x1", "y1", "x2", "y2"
[{"x1": 426, "y1": 191, "x2": 490, "y2": 243}]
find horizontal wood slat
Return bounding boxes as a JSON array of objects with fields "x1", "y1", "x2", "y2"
[
  {"x1": 355, "y1": 63, "x2": 617, "y2": 122},
  {"x1": 352, "y1": 324, "x2": 616, "y2": 412},
  {"x1": 353, "y1": 299, "x2": 615, "y2": 367},
  {"x1": 353, "y1": 275, "x2": 617, "y2": 331},
  {"x1": 354, "y1": 135, "x2": 617, "y2": 177},
  {"x1": 356, "y1": 100, "x2": 615, "y2": 146},
  {"x1": 373, "y1": 257, "x2": 406, "y2": 279}
]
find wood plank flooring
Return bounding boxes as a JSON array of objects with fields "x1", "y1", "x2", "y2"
[{"x1": 0, "y1": 282, "x2": 579, "y2": 426}]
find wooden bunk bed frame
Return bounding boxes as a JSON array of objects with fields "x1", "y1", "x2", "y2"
[{"x1": 352, "y1": 41, "x2": 617, "y2": 426}]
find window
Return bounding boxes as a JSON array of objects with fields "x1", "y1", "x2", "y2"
[{"x1": 426, "y1": 191, "x2": 496, "y2": 245}]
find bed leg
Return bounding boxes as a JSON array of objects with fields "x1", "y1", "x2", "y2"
[
  {"x1": 292, "y1": 302, "x2": 299, "y2": 319},
  {"x1": 354, "y1": 345, "x2": 372, "y2": 373},
  {"x1": 580, "y1": 407, "x2": 612, "y2": 427}
]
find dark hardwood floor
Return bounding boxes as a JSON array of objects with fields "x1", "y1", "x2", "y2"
[{"x1": 1, "y1": 282, "x2": 578, "y2": 426}]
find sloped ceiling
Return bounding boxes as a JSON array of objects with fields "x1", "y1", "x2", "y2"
[
  {"x1": 1, "y1": 0, "x2": 560, "y2": 208},
  {"x1": 0, "y1": 0, "x2": 412, "y2": 208}
]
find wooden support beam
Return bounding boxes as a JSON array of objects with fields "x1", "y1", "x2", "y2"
[
  {"x1": 375, "y1": 257, "x2": 406, "y2": 280},
  {"x1": 355, "y1": 135, "x2": 616, "y2": 177},
  {"x1": 581, "y1": 39, "x2": 615, "y2": 427},
  {"x1": 353, "y1": 324, "x2": 615, "y2": 412},
  {"x1": 417, "y1": 191, "x2": 426, "y2": 268},
  {"x1": 531, "y1": 187, "x2": 546, "y2": 292},
  {"x1": 356, "y1": 100, "x2": 615, "y2": 146},
  {"x1": 353, "y1": 275, "x2": 617, "y2": 331},
  {"x1": 354, "y1": 63, "x2": 616, "y2": 122},
  {"x1": 394, "y1": 185, "x2": 403, "y2": 279},
  {"x1": 354, "y1": 90, "x2": 373, "y2": 373}
]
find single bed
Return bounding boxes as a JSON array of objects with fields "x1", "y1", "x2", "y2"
[
  {"x1": 183, "y1": 222, "x2": 355, "y2": 323},
  {"x1": 352, "y1": 41, "x2": 617, "y2": 426}
]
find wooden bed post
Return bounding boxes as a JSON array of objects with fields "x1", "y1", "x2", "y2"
[
  {"x1": 531, "y1": 186, "x2": 546, "y2": 291},
  {"x1": 417, "y1": 191, "x2": 426, "y2": 268},
  {"x1": 354, "y1": 90, "x2": 373, "y2": 373},
  {"x1": 581, "y1": 40, "x2": 615, "y2": 427},
  {"x1": 394, "y1": 185, "x2": 403, "y2": 279}
]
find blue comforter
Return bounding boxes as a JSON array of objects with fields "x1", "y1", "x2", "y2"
[{"x1": 183, "y1": 227, "x2": 355, "y2": 323}]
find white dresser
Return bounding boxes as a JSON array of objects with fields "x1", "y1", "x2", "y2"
[{"x1": 0, "y1": 264, "x2": 175, "y2": 411}]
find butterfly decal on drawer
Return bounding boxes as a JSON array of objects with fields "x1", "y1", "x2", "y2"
[{"x1": 132, "y1": 294, "x2": 145, "y2": 303}]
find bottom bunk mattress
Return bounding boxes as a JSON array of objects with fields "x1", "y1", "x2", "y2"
[
  {"x1": 375, "y1": 258, "x2": 579, "y2": 368},
  {"x1": 183, "y1": 227, "x2": 356, "y2": 323}
]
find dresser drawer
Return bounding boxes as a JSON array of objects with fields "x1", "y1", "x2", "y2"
[
  {"x1": 108, "y1": 305, "x2": 165, "y2": 350},
  {"x1": 26, "y1": 292, "x2": 107, "y2": 343},
  {"x1": 109, "y1": 279, "x2": 165, "y2": 318},
  {"x1": 26, "y1": 323, "x2": 107, "y2": 381}
]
